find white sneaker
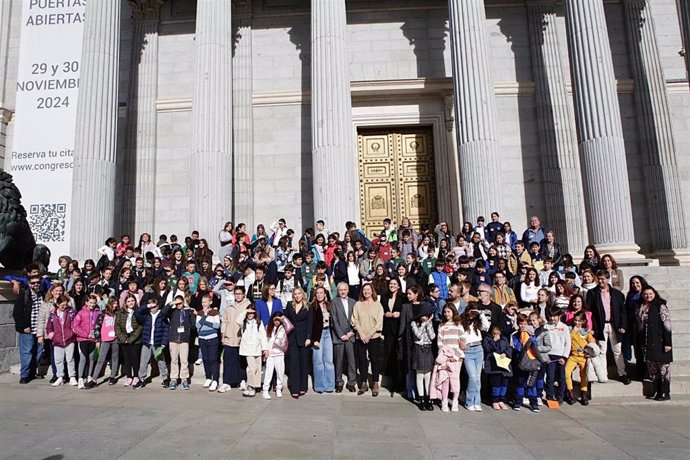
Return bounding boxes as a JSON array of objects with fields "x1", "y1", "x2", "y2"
[
  {"x1": 203, "y1": 379, "x2": 212, "y2": 388},
  {"x1": 217, "y1": 384, "x2": 230, "y2": 393},
  {"x1": 451, "y1": 400, "x2": 459, "y2": 412},
  {"x1": 242, "y1": 387, "x2": 256, "y2": 397},
  {"x1": 474, "y1": 405, "x2": 483, "y2": 412},
  {"x1": 276, "y1": 389, "x2": 283, "y2": 398},
  {"x1": 195, "y1": 358, "x2": 203, "y2": 366},
  {"x1": 209, "y1": 381, "x2": 218, "y2": 391},
  {"x1": 78, "y1": 378, "x2": 85, "y2": 389},
  {"x1": 239, "y1": 380, "x2": 247, "y2": 391},
  {"x1": 262, "y1": 390, "x2": 272, "y2": 400},
  {"x1": 441, "y1": 400, "x2": 449, "y2": 412},
  {"x1": 69, "y1": 377, "x2": 78, "y2": 386},
  {"x1": 523, "y1": 397, "x2": 530, "y2": 405},
  {"x1": 537, "y1": 398, "x2": 543, "y2": 406},
  {"x1": 52, "y1": 378, "x2": 64, "y2": 387},
  {"x1": 467, "y1": 405, "x2": 476, "y2": 412}
]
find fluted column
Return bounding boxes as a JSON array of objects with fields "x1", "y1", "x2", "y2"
[
  {"x1": 564, "y1": 0, "x2": 641, "y2": 258},
  {"x1": 623, "y1": 0, "x2": 689, "y2": 262},
  {"x1": 527, "y1": 1, "x2": 588, "y2": 255},
  {"x1": 190, "y1": 0, "x2": 233, "y2": 247},
  {"x1": 0, "y1": 0, "x2": 11, "y2": 163},
  {"x1": 678, "y1": 0, "x2": 690, "y2": 83},
  {"x1": 70, "y1": 0, "x2": 121, "y2": 260},
  {"x1": 233, "y1": 0, "x2": 254, "y2": 226},
  {"x1": 448, "y1": 0, "x2": 503, "y2": 221},
  {"x1": 123, "y1": 0, "x2": 162, "y2": 238},
  {"x1": 311, "y1": 0, "x2": 358, "y2": 232}
]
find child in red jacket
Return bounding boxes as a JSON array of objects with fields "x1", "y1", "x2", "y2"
[{"x1": 46, "y1": 295, "x2": 77, "y2": 387}]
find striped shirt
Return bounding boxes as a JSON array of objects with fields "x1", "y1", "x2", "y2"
[
  {"x1": 30, "y1": 292, "x2": 42, "y2": 335},
  {"x1": 437, "y1": 322, "x2": 464, "y2": 358}
]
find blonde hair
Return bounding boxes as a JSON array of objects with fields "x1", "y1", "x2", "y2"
[{"x1": 528, "y1": 311, "x2": 545, "y2": 327}]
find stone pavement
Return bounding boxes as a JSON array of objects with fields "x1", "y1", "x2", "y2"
[{"x1": 0, "y1": 373, "x2": 689, "y2": 460}]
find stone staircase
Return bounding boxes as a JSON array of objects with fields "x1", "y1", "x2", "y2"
[{"x1": 588, "y1": 266, "x2": 690, "y2": 397}]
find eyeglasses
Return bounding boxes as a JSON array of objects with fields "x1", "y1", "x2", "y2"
[{"x1": 29, "y1": 281, "x2": 40, "y2": 285}]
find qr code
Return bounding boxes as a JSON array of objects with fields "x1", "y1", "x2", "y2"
[{"x1": 28, "y1": 203, "x2": 67, "y2": 242}]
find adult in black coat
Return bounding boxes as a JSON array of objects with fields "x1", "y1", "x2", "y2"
[
  {"x1": 380, "y1": 279, "x2": 405, "y2": 392},
  {"x1": 397, "y1": 285, "x2": 434, "y2": 398},
  {"x1": 586, "y1": 270, "x2": 630, "y2": 383},
  {"x1": 638, "y1": 286, "x2": 673, "y2": 400}
]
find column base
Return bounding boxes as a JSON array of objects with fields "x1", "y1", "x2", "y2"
[
  {"x1": 594, "y1": 243, "x2": 652, "y2": 267},
  {"x1": 651, "y1": 248, "x2": 690, "y2": 266}
]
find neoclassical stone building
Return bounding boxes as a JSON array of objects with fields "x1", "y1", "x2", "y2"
[{"x1": 2, "y1": 0, "x2": 690, "y2": 264}]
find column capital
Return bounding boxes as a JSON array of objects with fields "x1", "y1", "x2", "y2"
[{"x1": 128, "y1": 0, "x2": 163, "y2": 22}]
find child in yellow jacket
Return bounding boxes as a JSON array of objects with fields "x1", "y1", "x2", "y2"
[{"x1": 565, "y1": 311, "x2": 596, "y2": 406}]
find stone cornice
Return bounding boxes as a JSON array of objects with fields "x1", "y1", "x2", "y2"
[{"x1": 128, "y1": 0, "x2": 164, "y2": 22}]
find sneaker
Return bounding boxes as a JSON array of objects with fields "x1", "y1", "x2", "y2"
[
  {"x1": 123, "y1": 378, "x2": 132, "y2": 387},
  {"x1": 512, "y1": 403, "x2": 521, "y2": 411},
  {"x1": 108, "y1": 378, "x2": 117, "y2": 385},
  {"x1": 276, "y1": 389, "x2": 283, "y2": 398},
  {"x1": 239, "y1": 380, "x2": 247, "y2": 391},
  {"x1": 162, "y1": 379, "x2": 170, "y2": 389},
  {"x1": 78, "y1": 378, "x2": 85, "y2": 389},
  {"x1": 209, "y1": 381, "x2": 218, "y2": 392},
  {"x1": 474, "y1": 405, "x2": 483, "y2": 412},
  {"x1": 169, "y1": 380, "x2": 178, "y2": 390},
  {"x1": 133, "y1": 380, "x2": 144, "y2": 389},
  {"x1": 537, "y1": 398, "x2": 543, "y2": 406},
  {"x1": 69, "y1": 377, "x2": 78, "y2": 386},
  {"x1": 441, "y1": 400, "x2": 449, "y2": 412},
  {"x1": 530, "y1": 403, "x2": 540, "y2": 413},
  {"x1": 132, "y1": 378, "x2": 140, "y2": 387},
  {"x1": 50, "y1": 376, "x2": 58, "y2": 384},
  {"x1": 203, "y1": 379, "x2": 212, "y2": 388},
  {"x1": 51, "y1": 378, "x2": 64, "y2": 387},
  {"x1": 523, "y1": 397, "x2": 529, "y2": 405},
  {"x1": 492, "y1": 402, "x2": 501, "y2": 410},
  {"x1": 466, "y1": 405, "x2": 476, "y2": 412},
  {"x1": 499, "y1": 402, "x2": 510, "y2": 410},
  {"x1": 243, "y1": 387, "x2": 256, "y2": 397},
  {"x1": 451, "y1": 400, "x2": 459, "y2": 412},
  {"x1": 85, "y1": 380, "x2": 97, "y2": 389},
  {"x1": 182, "y1": 379, "x2": 190, "y2": 390},
  {"x1": 262, "y1": 390, "x2": 272, "y2": 400},
  {"x1": 218, "y1": 383, "x2": 230, "y2": 393},
  {"x1": 195, "y1": 358, "x2": 203, "y2": 366}
]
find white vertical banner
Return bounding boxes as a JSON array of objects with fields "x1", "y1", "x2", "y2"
[{"x1": 8, "y1": 0, "x2": 86, "y2": 267}]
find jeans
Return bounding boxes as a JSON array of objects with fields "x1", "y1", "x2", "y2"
[
  {"x1": 546, "y1": 355, "x2": 566, "y2": 400},
  {"x1": 199, "y1": 337, "x2": 220, "y2": 381},
  {"x1": 18, "y1": 333, "x2": 43, "y2": 379},
  {"x1": 222, "y1": 346, "x2": 246, "y2": 386},
  {"x1": 93, "y1": 341, "x2": 119, "y2": 379},
  {"x1": 312, "y1": 329, "x2": 335, "y2": 392},
  {"x1": 463, "y1": 344, "x2": 483, "y2": 408}
]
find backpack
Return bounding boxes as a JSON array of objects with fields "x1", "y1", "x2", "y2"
[
  {"x1": 95, "y1": 254, "x2": 110, "y2": 273},
  {"x1": 518, "y1": 339, "x2": 541, "y2": 372}
]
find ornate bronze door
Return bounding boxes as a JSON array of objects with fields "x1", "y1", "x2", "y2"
[{"x1": 357, "y1": 128, "x2": 437, "y2": 238}]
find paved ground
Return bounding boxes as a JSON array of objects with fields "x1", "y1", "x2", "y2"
[{"x1": 1, "y1": 373, "x2": 689, "y2": 460}]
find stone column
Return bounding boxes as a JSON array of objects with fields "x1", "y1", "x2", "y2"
[
  {"x1": 447, "y1": 0, "x2": 503, "y2": 221},
  {"x1": 678, "y1": 0, "x2": 690, "y2": 82},
  {"x1": 527, "y1": 1, "x2": 588, "y2": 255},
  {"x1": 70, "y1": 0, "x2": 122, "y2": 260},
  {"x1": 232, "y1": 0, "x2": 254, "y2": 226},
  {"x1": 190, "y1": 0, "x2": 233, "y2": 246},
  {"x1": 123, "y1": 0, "x2": 162, "y2": 238},
  {"x1": 311, "y1": 0, "x2": 358, "y2": 232},
  {"x1": 564, "y1": 0, "x2": 641, "y2": 258},
  {"x1": 623, "y1": 0, "x2": 689, "y2": 263},
  {"x1": 0, "y1": 0, "x2": 12, "y2": 165}
]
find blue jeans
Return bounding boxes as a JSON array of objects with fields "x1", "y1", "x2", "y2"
[
  {"x1": 463, "y1": 345, "x2": 483, "y2": 408},
  {"x1": 200, "y1": 337, "x2": 220, "y2": 381},
  {"x1": 546, "y1": 355, "x2": 566, "y2": 401},
  {"x1": 18, "y1": 333, "x2": 43, "y2": 379},
  {"x1": 312, "y1": 329, "x2": 335, "y2": 392}
]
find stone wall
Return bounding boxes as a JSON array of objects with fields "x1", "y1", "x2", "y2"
[{"x1": 0, "y1": 282, "x2": 18, "y2": 374}]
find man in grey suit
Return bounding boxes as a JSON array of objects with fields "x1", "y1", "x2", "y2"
[{"x1": 332, "y1": 282, "x2": 357, "y2": 392}]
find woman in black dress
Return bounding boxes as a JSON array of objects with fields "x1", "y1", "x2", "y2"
[
  {"x1": 284, "y1": 287, "x2": 313, "y2": 399},
  {"x1": 637, "y1": 286, "x2": 673, "y2": 401}
]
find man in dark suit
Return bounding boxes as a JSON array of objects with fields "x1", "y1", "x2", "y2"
[
  {"x1": 331, "y1": 282, "x2": 357, "y2": 392},
  {"x1": 586, "y1": 270, "x2": 631, "y2": 385}
]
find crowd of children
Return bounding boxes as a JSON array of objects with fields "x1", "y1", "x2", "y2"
[{"x1": 11, "y1": 213, "x2": 674, "y2": 410}]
